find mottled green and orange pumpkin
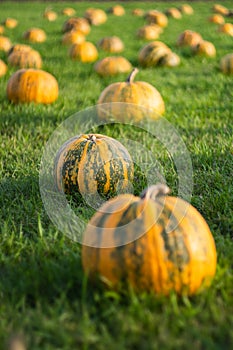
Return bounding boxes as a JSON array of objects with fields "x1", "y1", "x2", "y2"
[
  {"x1": 62, "y1": 17, "x2": 91, "y2": 35},
  {"x1": 8, "y1": 48, "x2": 42, "y2": 68},
  {"x1": 192, "y1": 40, "x2": 216, "y2": 57},
  {"x1": 54, "y1": 133, "x2": 134, "y2": 200},
  {"x1": 82, "y1": 184, "x2": 217, "y2": 296},
  {"x1": 7, "y1": 68, "x2": 58, "y2": 104},
  {"x1": 94, "y1": 56, "x2": 132, "y2": 76},
  {"x1": 23, "y1": 28, "x2": 46, "y2": 43},
  {"x1": 97, "y1": 36, "x2": 124, "y2": 53},
  {"x1": 220, "y1": 53, "x2": 233, "y2": 74},
  {"x1": 97, "y1": 68, "x2": 165, "y2": 121},
  {"x1": 69, "y1": 41, "x2": 98, "y2": 62}
]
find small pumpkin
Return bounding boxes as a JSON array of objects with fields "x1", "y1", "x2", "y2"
[
  {"x1": 69, "y1": 42, "x2": 98, "y2": 63},
  {"x1": 212, "y1": 4, "x2": 229, "y2": 16},
  {"x1": 97, "y1": 36, "x2": 124, "y2": 53},
  {"x1": 0, "y1": 25, "x2": 4, "y2": 34},
  {"x1": 145, "y1": 10, "x2": 168, "y2": 28},
  {"x1": 82, "y1": 184, "x2": 217, "y2": 296},
  {"x1": 132, "y1": 8, "x2": 145, "y2": 17},
  {"x1": 136, "y1": 24, "x2": 162, "y2": 41},
  {"x1": 159, "y1": 51, "x2": 181, "y2": 67},
  {"x1": 177, "y1": 30, "x2": 202, "y2": 47},
  {"x1": 7, "y1": 44, "x2": 32, "y2": 56},
  {"x1": 179, "y1": 4, "x2": 194, "y2": 15},
  {"x1": 208, "y1": 14, "x2": 225, "y2": 24},
  {"x1": 138, "y1": 41, "x2": 172, "y2": 67},
  {"x1": 3, "y1": 17, "x2": 18, "y2": 29},
  {"x1": 7, "y1": 68, "x2": 58, "y2": 104},
  {"x1": 62, "y1": 17, "x2": 91, "y2": 35},
  {"x1": 107, "y1": 5, "x2": 125, "y2": 16},
  {"x1": 0, "y1": 36, "x2": 12, "y2": 52},
  {"x1": 8, "y1": 48, "x2": 42, "y2": 68},
  {"x1": 218, "y1": 23, "x2": 233, "y2": 36},
  {"x1": 94, "y1": 56, "x2": 132, "y2": 77},
  {"x1": 192, "y1": 40, "x2": 216, "y2": 57},
  {"x1": 62, "y1": 30, "x2": 85, "y2": 46},
  {"x1": 97, "y1": 68, "x2": 165, "y2": 121},
  {"x1": 23, "y1": 28, "x2": 46, "y2": 43},
  {"x1": 43, "y1": 9, "x2": 57, "y2": 22},
  {"x1": 84, "y1": 8, "x2": 107, "y2": 26},
  {"x1": 0, "y1": 59, "x2": 7, "y2": 77},
  {"x1": 62, "y1": 8, "x2": 76, "y2": 17},
  {"x1": 220, "y1": 53, "x2": 233, "y2": 74},
  {"x1": 165, "y1": 8, "x2": 182, "y2": 19},
  {"x1": 54, "y1": 133, "x2": 134, "y2": 200}
]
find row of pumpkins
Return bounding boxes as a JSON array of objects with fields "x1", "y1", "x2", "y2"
[{"x1": 1, "y1": 3, "x2": 227, "y2": 296}]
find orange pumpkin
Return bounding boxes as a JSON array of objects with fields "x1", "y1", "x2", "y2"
[
  {"x1": 136, "y1": 24, "x2": 162, "y2": 41},
  {"x1": 132, "y1": 8, "x2": 145, "y2": 17},
  {"x1": 208, "y1": 14, "x2": 225, "y2": 24},
  {"x1": 82, "y1": 184, "x2": 217, "y2": 296},
  {"x1": 97, "y1": 68, "x2": 165, "y2": 121},
  {"x1": 159, "y1": 52, "x2": 181, "y2": 67},
  {"x1": 145, "y1": 10, "x2": 168, "y2": 28},
  {"x1": 179, "y1": 4, "x2": 194, "y2": 15},
  {"x1": 0, "y1": 59, "x2": 7, "y2": 77},
  {"x1": 0, "y1": 25, "x2": 4, "y2": 34},
  {"x1": 69, "y1": 42, "x2": 98, "y2": 63},
  {"x1": 62, "y1": 8, "x2": 76, "y2": 17},
  {"x1": 107, "y1": 5, "x2": 125, "y2": 16},
  {"x1": 97, "y1": 36, "x2": 124, "y2": 53},
  {"x1": 138, "y1": 41, "x2": 172, "y2": 67},
  {"x1": 165, "y1": 8, "x2": 182, "y2": 19},
  {"x1": 8, "y1": 48, "x2": 42, "y2": 68},
  {"x1": 84, "y1": 8, "x2": 107, "y2": 26},
  {"x1": 62, "y1": 30, "x2": 85, "y2": 46},
  {"x1": 62, "y1": 17, "x2": 91, "y2": 35},
  {"x1": 43, "y1": 9, "x2": 57, "y2": 21},
  {"x1": 3, "y1": 17, "x2": 18, "y2": 28},
  {"x1": 218, "y1": 23, "x2": 233, "y2": 36},
  {"x1": 7, "y1": 68, "x2": 58, "y2": 104},
  {"x1": 0, "y1": 36, "x2": 12, "y2": 52},
  {"x1": 177, "y1": 30, "x2": 202, "y2": 47},
  {"x1": 94, "y1": 56, "x2": 132, "y2": 77},
  {"x1": 212, "y1": 4, "x2": 229, "y2": 16},
  {"x1": 23, "y1": 28, "x2": 46, "y2": 43},
  {"x1": 192, "y1": 40, "x2": 216, "y2": 57}
]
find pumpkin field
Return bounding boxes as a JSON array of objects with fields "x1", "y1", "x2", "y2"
[{"x1": 0, "y1": 1, "x2": 233, "y2": 349}]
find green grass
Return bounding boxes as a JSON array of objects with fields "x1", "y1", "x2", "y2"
[{"x1": 0, "y1": 1, "x2": 233, "y2": 349}]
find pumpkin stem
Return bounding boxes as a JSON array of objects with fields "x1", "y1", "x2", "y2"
[
  {"x1": 126, "y1": 68, "x2": 139, "y2": 83},
  {"x1": 140, "y1": 184, "x2": 170, "y2": 200}
]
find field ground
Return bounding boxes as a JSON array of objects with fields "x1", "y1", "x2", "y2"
[{"x1": 0, "y1": 1, "x2": 232, "y2": 349}]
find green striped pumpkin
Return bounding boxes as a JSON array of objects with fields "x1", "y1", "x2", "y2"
[
  {"x1": 54, "y1": 133, "x2": 134, "y2": 200},
  {"x1": 220, "y1": 53, "x2": 233, "y2": 74},
  {"x1": 82, "y1": 184, "x2": 217, "y2": 295},
  {"x1": 138, "y1": 41, "x2": 173, "y2": 67}
]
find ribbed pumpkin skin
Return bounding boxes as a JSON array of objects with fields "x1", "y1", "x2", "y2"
[
  {"x1": 7, "y1": 69, "x2": 58, "y2": 104},
  {"x1": 97, "y1": 69, "x2": 165, "y2": 121},
  {"x1": 82, "y1": 187, "x2": 217, "y2": 296},
  {"x1": 54, "y1": 134, "x2": 134, "y2": 198},
  {"x1": 138, "y1": 41, "x2": 171, "y2": 67},
  {"x1": 98, "y1": 36, "x2": 124, "y2": 53},
  {"x1": 69, "y1": 42, "x2": 98, "y2": 62},
  {"x1": 94, "y1": 56, "x2": 132, "y2": 76},
  {"x1": 220, "y1": 53, "x2": 233, "y2": 74},
  {"x1": 23, "y1": 28, "x2": 46, "y2": 43},
  {"x1": 8, "y1": 49, "x2": 42, "y2": 68},
  {"x1": 0, "y1": 36, "x2": 12, "y2": 52},
  {"x1": 0, "y1": 59, "x2": 7, "y2": 77}
]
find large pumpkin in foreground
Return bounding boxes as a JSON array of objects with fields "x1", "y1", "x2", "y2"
[
  {"x1": 82, "y1": 184, "x2": 217, "y2": 295},
  {"x1": 7, "y1": 68, "x2": 58, "y2": 104},
  {"x1": 54, "y1": 133, "x2": 134, "y2": 200},
  {"x1": 97, "y1": 68, "x2": 165, "y2": 121}
]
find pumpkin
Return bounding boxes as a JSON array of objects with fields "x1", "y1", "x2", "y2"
[
  {"x1": 23, "y1": 28, "x2": 46, "y2": 43},
  {"x1": 192, "y1": 40, "x2": 216, "y2": 57},
  {"x1": 165, "y1": 8, "x2": 182, "y2": 19},
  {"x1": 43, "y1": 10, "x2": 57, "y2": 21},
  {"x1": 138, "y1": 41, "x2": 172, "y2": 67},
  {"x1": 3, "y1": 17, "x2": 18, "y2": 28},
  {"x1": 179, "y1": 4, "x2": 194, "y2": 15},
  {"x1": 62, "y1": 17, "x2": 91, "y2": 35},
  {"x1": 212, "y1": 4, "x2": 229, "y2": 16},
  {"x1": 218, "y1": 23, "x2": 233, "y2": 36},
  {"x1": 0, "y1": 36, "x2": 12, "y2": 52},
  {"x1": 132, "y1": 8, "x2": 145, "y2": 17},
  {"x1": 97, "y1": 68, "x2": 165, "y2": 121},
  {"x1": 220, "y1": 53, "x2": 233, "y2": 74},
  {"x1": 62, "y1": 30, "x2": 85, "y2": 46},
  {"x1": 208, "y1": 14, "x2": 225, "y2": 24},
  {"x1": 145, "y1": 10, "x2": 168, "y2": 28},
  {"x1": 69, "y1": 42, "x2": 98, "y2": 63},
  {"x1": 136, "y1": 24, "x2": 163, "y2": 41},
  {"x1": 107, "y1": 5, "x2": 125, "y2": 16},
  {"x1": 62, "y1": 8, "x2": 76, "y2": 17},
  {"x1": 159, "y1": 52, "x2": 181, "y2": 67},
  {"x1": 84, "y1": 8, "x2": 107, "y2": 26},
  {"x1": 177, "y1": 30, "x2": 202, "y2": 47},
  {"x1": 8, "y1": 48, "x2": 42, "y2": 68},
  {"x1": 7, "y1": 44, "x2": 32, "y2": 56},
  {"x1": 0, "y1": 59, "x2": 7, "y2": 77},
  {"x1": 82, "y1": 184, "x2": 217, "y2": 296},
  {"x1": 97, "y1": 36, "x2": 124, "y2": 53},
  {"x1": 94, "y1": 56, "x2": 132, "y2": 77},
  {"x1": 7, "y1": 68, "x2": 58, "y2": 104},
  {"x1": 0, "y1": 25, "x2": 4, "y2": 34},
  {"x1": 54, "y1": 133, "x2": 134, "y2": 200}
]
